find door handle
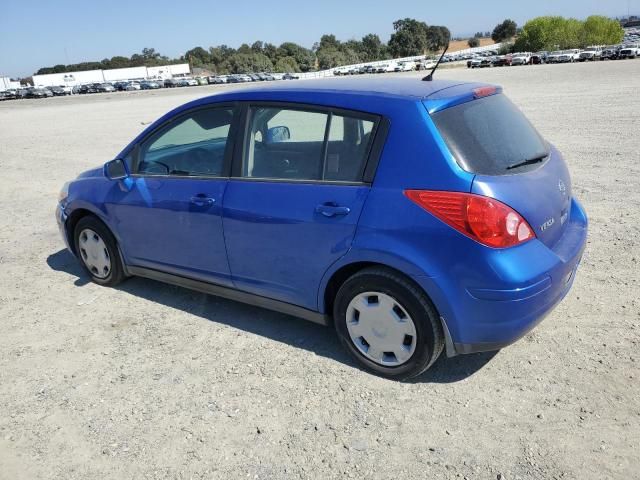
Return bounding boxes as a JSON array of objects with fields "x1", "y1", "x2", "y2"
[
  {"x1": 190, "y1": 194, "x2": 215, "y2": 207},
  {"x1": 315, "y1": 203, "x2": 351, "y2": 217}
]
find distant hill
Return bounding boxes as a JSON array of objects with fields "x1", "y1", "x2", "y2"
[{"x1": 449, "y1": 38, "x2": 496, "y2": 52}]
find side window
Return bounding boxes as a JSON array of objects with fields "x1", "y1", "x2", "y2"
[
  {"x1": 243, "y1": 106, "x2": 376, "y2": 182},
  {"x1": 137, "y1": 108, "x2": 234, "y2": 176}
]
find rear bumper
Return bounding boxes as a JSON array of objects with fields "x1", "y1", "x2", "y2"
[{"x1": 412, "y1": 197, "x2": 588, "y2": 356}]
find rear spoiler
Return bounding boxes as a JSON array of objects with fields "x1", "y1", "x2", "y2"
[{"x1": 423, "y1": 84, "x2": 502, "y2": 115}]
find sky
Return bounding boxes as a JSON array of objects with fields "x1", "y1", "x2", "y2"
[{"x1": 1, "y1": 0, "x2": 638, "y2": 77}]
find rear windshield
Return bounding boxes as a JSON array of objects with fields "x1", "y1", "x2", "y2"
[{"x1": 432, "y1": 94, "x2": 549, "y2": 175}]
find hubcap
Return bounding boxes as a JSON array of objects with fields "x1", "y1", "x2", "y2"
[
  {"x1": 346, "y1": 292, "x2": 417, "y2": 367},
  {"x1": 78, "y1": 229, "x2": 111, "y2": 279}
]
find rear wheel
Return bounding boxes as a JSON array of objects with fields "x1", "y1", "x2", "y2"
[
  {"x1": 333, "y1": 267, "x2": 444, "y2": 380},
  {"x1": 74, "y1": 216, "x2": 125, "y2": 286}
]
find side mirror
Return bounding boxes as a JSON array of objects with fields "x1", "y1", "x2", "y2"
[
  {"x1": 265, "y1": 125, "x2": 291, "y2": 144},
  {"x1": 104, "y1": 158, "x2": 129, "y2": 180}
]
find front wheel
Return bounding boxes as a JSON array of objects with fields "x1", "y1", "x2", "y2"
[
  {"x1": 74, "y1": 216, "x2": 125, "y2": 286},
  {"x1": 333, "y1": 267, "x2": 444, "y2": 380}
]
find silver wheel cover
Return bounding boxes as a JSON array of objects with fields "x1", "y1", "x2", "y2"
[
  {"x1": 78, "y1": 228, "x2": 111, "y2": 279},
  {"x1": 346, "y1": 292, "x2": 417, "y2": 367}
]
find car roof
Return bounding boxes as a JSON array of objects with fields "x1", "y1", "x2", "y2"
[{"x1": 205, "y1": 77, "x2": 470, "y2": 102}]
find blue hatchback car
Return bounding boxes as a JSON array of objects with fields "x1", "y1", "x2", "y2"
[{"x1": 56, "y1": 77, "x2": 587, "y2": 379}]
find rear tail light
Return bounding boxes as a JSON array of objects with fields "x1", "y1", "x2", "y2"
[
  {"x1": 404, "y1": 190, "x2": 535, "y2": 248},
  {"x1": 473, "y1": 86, "x2": 498, "y2": 98}
]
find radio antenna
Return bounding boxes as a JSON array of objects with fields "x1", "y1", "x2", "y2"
[{"x1": 423, "y1": 43, "x2": 450, "y2": 81}]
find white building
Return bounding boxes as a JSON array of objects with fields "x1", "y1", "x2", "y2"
[
  {"x1": 147, "y1": 64, "x2": 190, "y2": 79},
  {"x1": 32, "y1": 64, "x2": 190, "y2": 87},
  {"x1": 1, "y1": 76, "x2": 21, "y2": 91}
]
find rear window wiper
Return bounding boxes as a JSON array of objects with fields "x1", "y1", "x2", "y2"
[{"x1": 506, "y1": 154, "x2": 548, "y2": 171}]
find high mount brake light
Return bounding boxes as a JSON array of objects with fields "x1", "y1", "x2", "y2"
[
  {"x1": 404, "y1": 190, "x2": 535, "y2": 248},
  {"x1": 473, "y1": 86, "x2": 498, "y2": 98}
]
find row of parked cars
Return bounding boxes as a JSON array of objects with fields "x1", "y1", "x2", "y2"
[
  {"x1": 0, "y1": 85, "x2": 71, "y2": 100},
  {"x1": 206, "y1": 72, "x2": 300, "y2": 84},
  {"x1": 1, "y1": 72, "x2": 303, "y2": 101},
  {"x1": 466, "y1": 43, "x2": 640, "y2": 69},
  {"x1": 333, "y1": 61, "x2": 421, "y2": 76}
]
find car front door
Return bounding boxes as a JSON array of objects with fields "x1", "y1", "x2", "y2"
[
  {"x1": 222, "y1": 104, "x2": 381, "y2": 310},
  {"x1": 107, "y1": 105, "x2": 238, "y2": 286}
]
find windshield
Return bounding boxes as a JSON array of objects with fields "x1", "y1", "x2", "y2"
[{"x1": 431, "y1": 94, "x2": 549, "y2": 176}]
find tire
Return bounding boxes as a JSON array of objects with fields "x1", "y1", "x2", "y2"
[
  {"x1": 73, "y1": 216, "x2": 125, "y2": 287},
  {"x1": 333, "y1": 267, "x2": 444, "y2": 380}
]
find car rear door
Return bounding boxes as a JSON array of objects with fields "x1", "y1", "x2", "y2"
[
  {"x1": 106, "y1": 105, "x2": 239, "y2": 286},
  {"x1": 222, "y1": 104, "x2": 382, "y2": 310}
]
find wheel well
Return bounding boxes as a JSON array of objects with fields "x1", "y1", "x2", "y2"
[
  {"x1": 65, "y1": 209, "x2": 97, "y2": 254},
  {"x1": 324, "y1": 261, "x2": 429, "y2": 316}
]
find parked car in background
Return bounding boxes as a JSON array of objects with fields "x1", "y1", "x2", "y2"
[
  {"x1": 56, "y1": 77, "x2": 587, "y2": 380},
  {"x1": 16, "y1": 88, "x2": 30, "y2": 99},
  {"x1": 511, "y1": 53, "x2": 532, "y2": 66},
  {"x1": 26, "y1": 87, "x2": 52, "y2": 98},
  {"x1": 282, "y1": 73, "x2": 300, "y2": 80},
  {"x1": 95, "y1": 83, "x2": 115, "y2": 93},
  {"x1": 140, "y1": 81, "x2": 161, "y2": 90},
  {"x1": 49, "y1": 86, "x2": 68, "y2": 96},
  {"x1": 467, "y1": 57, "x2": 481, "y2": 68},
  {"x1": 77, "y1": 84, "x2": 95, "y2": 94},
  {"x1": 579, "y1": 46, "x2": 602, "y2": 61},
  {"x1": 113, "y1": 81, "x2": 128, "y2": 91},
  {"x1": 546, "y1": 51, "x2": 563, "y2": 63},
  {"x1": 492, "y1": 55, "x2": 512, "y2": 67},
  {"x1": 395, "y1": 61, "x2": 416, "y2": 72},
  {"x1": 126, "y1": 81, "x2": 141, "y2": 91},
  {"x1": 531, "y1": 53, "x2": 546, "y2": 64},
  {"x1": 619, "y1": 46, "x2": 639, "y2": 59},
  {"x1": 177, "y1": 77, "x2": 198, "y2": 86},
  {"x1": 164, "y1": 78, "x2": 179, "y2": 88},
  {"x1": 600, "y1": 46, "x2": 620, "y2": 60},
  {"x1": 557, "y1": 49, "x2": 581, "y2": 63}
]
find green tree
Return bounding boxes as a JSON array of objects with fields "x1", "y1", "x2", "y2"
[
  {"x1": 317, "y1": 48, "x2": 347, "y2": 69},
  {"x1": 426, "y1": 25, "x2": 450, "y2": 51},
  {"x1": 109, "y1": 56, "x2": 131, "y2": 68},
  {"x1": 318, "y1": 34, "x2": 341, "y2": 51},
  {"x1": 225, "y1": 52, "x2": 273, "y2": 73},
  {"x1": 361, "y1": 33, "x2": 384, "y2": 61},
  {"x1": 468, "y1": 37, "x2": 480, "y2": 48},
  {"x1": 263, "y1": 43, "x2": 278, "y2": 61},
  {"x1": 141, "y1": 48, "x2": 160, "y2": 61},
  {"x1": 237, "y1": 43, "x2": 252, "y2": 54},
  {"x1": 491, "y1": 19, "x2": 517, "y2": 42},
  {"x1": 515, "y1": 15, "x2": 622, "y2": 52},
  {"x1": 388, "y1": 18, "x2": 430, "y2": 57},
  {"x1": 274, "y1": 56, "x2": 300, "y2": 72},
  {"x1": 251, "y1": 41, "x2": 264, "y2": 53},
  {"x1": 184, "y1": 46, "x2": 210, "y2": 67},
  {"x1": 276, "y1": 42, "x2": 316, "y2": 71},
  {"x1": 581, "y1": 15, "x2": 624, "y2": 46}
]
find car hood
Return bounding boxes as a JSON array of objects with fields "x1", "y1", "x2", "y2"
[{"x1": 77, "y1": 166, "x2": 103, "y2": 179}]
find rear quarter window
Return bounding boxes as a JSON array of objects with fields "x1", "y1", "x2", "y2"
[{"x1": 431, "y1": 94, "x2": 549, "y2": 175}]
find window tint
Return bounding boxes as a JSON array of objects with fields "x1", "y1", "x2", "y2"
[
  {"x1": 432, "y1": 94, "x2": 549, "y2": 176},
  {"x1": 243, "y1": 106, "x2": 376, "y2": 182},
  {"x1": 138, "y1": 108, "x2": 234, "y2": 176}
]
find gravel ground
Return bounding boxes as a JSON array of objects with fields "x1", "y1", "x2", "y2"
[{"x1": 1, "y1": 60, "x2": 639, "y2": 480}]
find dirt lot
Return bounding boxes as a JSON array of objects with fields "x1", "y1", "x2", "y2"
[{"x1": 1, "y1": 61, "x2": 639, "y2": 480}]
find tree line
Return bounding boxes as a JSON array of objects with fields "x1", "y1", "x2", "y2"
[
  {"x1": 514, "y1": 15, "x2": 624, "y2": 51},
  {"x1": 35, "y1": 18, "x2": 450, "y2": 76}
]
